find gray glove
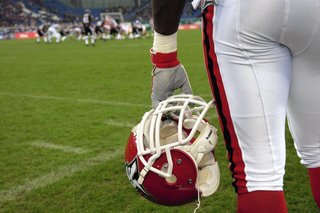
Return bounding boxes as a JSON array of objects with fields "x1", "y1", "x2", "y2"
[{"x1": 151, "y1": 64, "x2": 193, "y2": 108}]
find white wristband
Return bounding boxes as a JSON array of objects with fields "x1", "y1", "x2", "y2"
[{"x1": 152, "y1": 31, "x2": 177, "y2": 53}]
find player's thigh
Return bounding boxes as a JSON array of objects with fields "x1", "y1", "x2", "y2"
[
  {"x1": 216, "y1": 45, "x2": 291, "y2": 191},
  {"x1": 283, "y1": 0, "x2": 320, "y2": 169},
  {"x1": 212, "y1": 0, "x2": 292, "y2": 191},
  {"x1": 287, "y1": 53, "x2": 320, "y2": 169}
]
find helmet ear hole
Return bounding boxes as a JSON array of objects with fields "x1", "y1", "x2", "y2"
[{"x1": 165, "y1": 174, "x2": 177, "y2": 184}]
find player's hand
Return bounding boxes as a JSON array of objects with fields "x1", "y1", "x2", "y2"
[{"x1": 151, "y1": 64, "x2": 193, "y2": 108}]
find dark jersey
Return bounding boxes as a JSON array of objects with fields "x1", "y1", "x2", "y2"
[
  {"x1": 82, "y1": 13, "x2": 92, "y2": 27},
  {"x1": 82, "y1": 13, "x2": 93, "y2": 35},
  {"x1": 37, "y1": 24, "x2": 48, "y2": 36}
]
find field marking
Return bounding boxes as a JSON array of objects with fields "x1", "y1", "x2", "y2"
[
  {"x1": 0, "y1": 149, "x2": 122, "y2": 204},
  {"x1": 0, "y1": 92, "x2": 150, "y2": 108},
  {"x1": 104, "y1": 119, "x2": 135, "y2": 128},
  {"x1": 29, "y1": 141, "x2": 89, "y2": 154}
]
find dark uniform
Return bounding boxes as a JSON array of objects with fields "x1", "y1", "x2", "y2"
[
  {"x1": 82, "y1": 10, "x2": 93, "y2": 36},
  {"x1": 95, "y1": 20, "x2": 104, "y2": 35},
  {"x1": 37, "y1": 24, "x2": 48, "y2": 37}
]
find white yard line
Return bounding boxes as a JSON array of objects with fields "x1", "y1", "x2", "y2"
[
  {"x1": 29, "y1": 141, "x2": 89, "y2": 154},
  {"x1": 0, "y1": 92, "x2": 149, "y2": 108},
  {"x1": 0, "y1": 150, "x2": 122, "y2": 204},
  {"x1": 104, "y1": 119, "x2": 135, "y2": 128}
]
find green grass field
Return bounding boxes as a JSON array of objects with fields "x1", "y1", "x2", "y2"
[{"x1": 0, "y1": 30, "x2": 318, "y2": 213}]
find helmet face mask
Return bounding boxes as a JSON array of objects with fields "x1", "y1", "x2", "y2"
[{"x1": 125, "y1": 95, "x2": 220, "y2": 205}]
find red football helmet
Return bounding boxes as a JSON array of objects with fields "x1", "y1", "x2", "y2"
[{"x1": 124, "y1": 95, "x2": 220, "y2": 206}]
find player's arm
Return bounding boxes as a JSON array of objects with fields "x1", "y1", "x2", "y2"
[
  {"x1": 152, "y1": 0, "x2": 186, "y2": 35},
  {"x1": 150, "y1": 0, "x2": 193, "y2": 108}
]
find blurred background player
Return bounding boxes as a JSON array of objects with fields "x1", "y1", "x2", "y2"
[
  {"x1": 36, "y1": 23, "x2": 48, "y2": 43},
  {"x1": 103, "y1": 15, "x2": 123, "y2": 40},
  {"x1": 70, "y1": 22, "x2": 82, "y2": 41},
  {"x1": 58, "y1": 23, "x2": 68, "y2": 42},
  {"x1": 82, "y1": 9, "x2": 95, "y2": 46},
  {"x1": 131, "y1": 18, "x2": 146, "y2": 39},
  {"x1": 95, "y1": 17, "x2": 106, "y2": 41},
  {"x1": 47, "y1": 23, "x2": 62, "y2": 43}
]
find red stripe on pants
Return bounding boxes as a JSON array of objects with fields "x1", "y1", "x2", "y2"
[{"x1": 201, "y1": 5, "x2": 248, "y2": 193}]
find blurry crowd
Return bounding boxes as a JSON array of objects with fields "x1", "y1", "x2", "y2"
[
  {"x1": 0, "y1": 0, "x2": 152, "y2": 27},
  {"x1": 0, "y1": 0, "x2": 32, "y2": 27},
  {"x1": 0, "y1": 0, "x2": 199, "y2": 40}
]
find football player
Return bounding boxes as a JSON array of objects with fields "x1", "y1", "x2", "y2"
[
  {"x1": 70, "y1": 23, "x2": 82, "y2": 41},
  {"x1": 94, "y1": 18, "x2": 106, "y2": 41},
  {"x1": 36, "y1": 23, "x2": 48, "y2": 43},
  {"x1": 149, "y1": 0, "x2": 320, "y2": 212},
  {"x1": 103, "y1": 15, "x2": 124, "y2": 40},
  {"x1": 82, "y1": 9, "x2": 95, "y2": 46},
  {"x1": 59, "y1": 24, "x2": 68, "y2": 42},
  {"x1": 47, "y1": 23, "x2": 62, "y2": 43},
  {"x1": 132, "y1": 18, "x2": 146, "y2": 39}
]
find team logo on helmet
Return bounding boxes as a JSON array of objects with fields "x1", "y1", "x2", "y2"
[{"x1": 125, "y1": 157, "x2": 151, "y2": 198}]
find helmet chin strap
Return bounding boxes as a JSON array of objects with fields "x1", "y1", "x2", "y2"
[
  {"x1": 138, "y1": 167, "x2": 149, "y2": 184},
  {"x1": 194, "y1": 178, "x2": 201, "y2": 213},
  {"x1": 138, "y1": 146, "x2": 174, "y2": 184}
]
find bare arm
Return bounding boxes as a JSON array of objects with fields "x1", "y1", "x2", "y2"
[{"x1": 152, "y1": 0, "x2": 186, "y2": 35}]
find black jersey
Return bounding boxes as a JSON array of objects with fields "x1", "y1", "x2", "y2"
[{"x1": 82, "y1": 13, "x2": 92, "y2": 28}]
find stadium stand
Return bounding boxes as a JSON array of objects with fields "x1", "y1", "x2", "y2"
[{"x1": 0, "y1": 0, "x2": 200, "y2": 39}]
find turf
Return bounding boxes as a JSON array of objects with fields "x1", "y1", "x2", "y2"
[{"x1": 0, "y1": 30, "x2": 318, "y2": 212}]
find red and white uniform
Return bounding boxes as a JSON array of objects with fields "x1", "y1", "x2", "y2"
[
  {"x1": 202, "y1": 0, "x2": 320, "y2": 193},
  {"x1": 103, "y1": 16, "x2": 118, "y2": 31}
]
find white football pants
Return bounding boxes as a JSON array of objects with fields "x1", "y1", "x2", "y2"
[
  {"x1": 202, "y1": 0, "x2": 320, "y2": 193},
  {"x1": 47, "y1": 28, "x2": 61, "y2": 43}
]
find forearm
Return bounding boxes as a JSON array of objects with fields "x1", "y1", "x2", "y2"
[
  {"x1": 150, "y1": 0, "x2": 192, "y2": 108},
  {"x1": 152, "y1": 0, "x2": 186, "y2": 35}
]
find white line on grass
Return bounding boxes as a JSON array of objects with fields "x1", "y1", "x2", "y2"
[
  {"x1": 0, "y1": 150, "x2": 122, "y2": 204},
  {"x1": 29, "y1": 141, "x2": 89, "y2": 154},
  {"x1": 104, "y1": 119, "x2": 135, "y2": 128},
  {"x1": 0, "y1": 92, "x2": 149, "y2": 108}
]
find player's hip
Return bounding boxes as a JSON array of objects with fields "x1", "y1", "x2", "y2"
[{"x1": 211, "y1": 0, "x2": 320, "y2": 56}]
